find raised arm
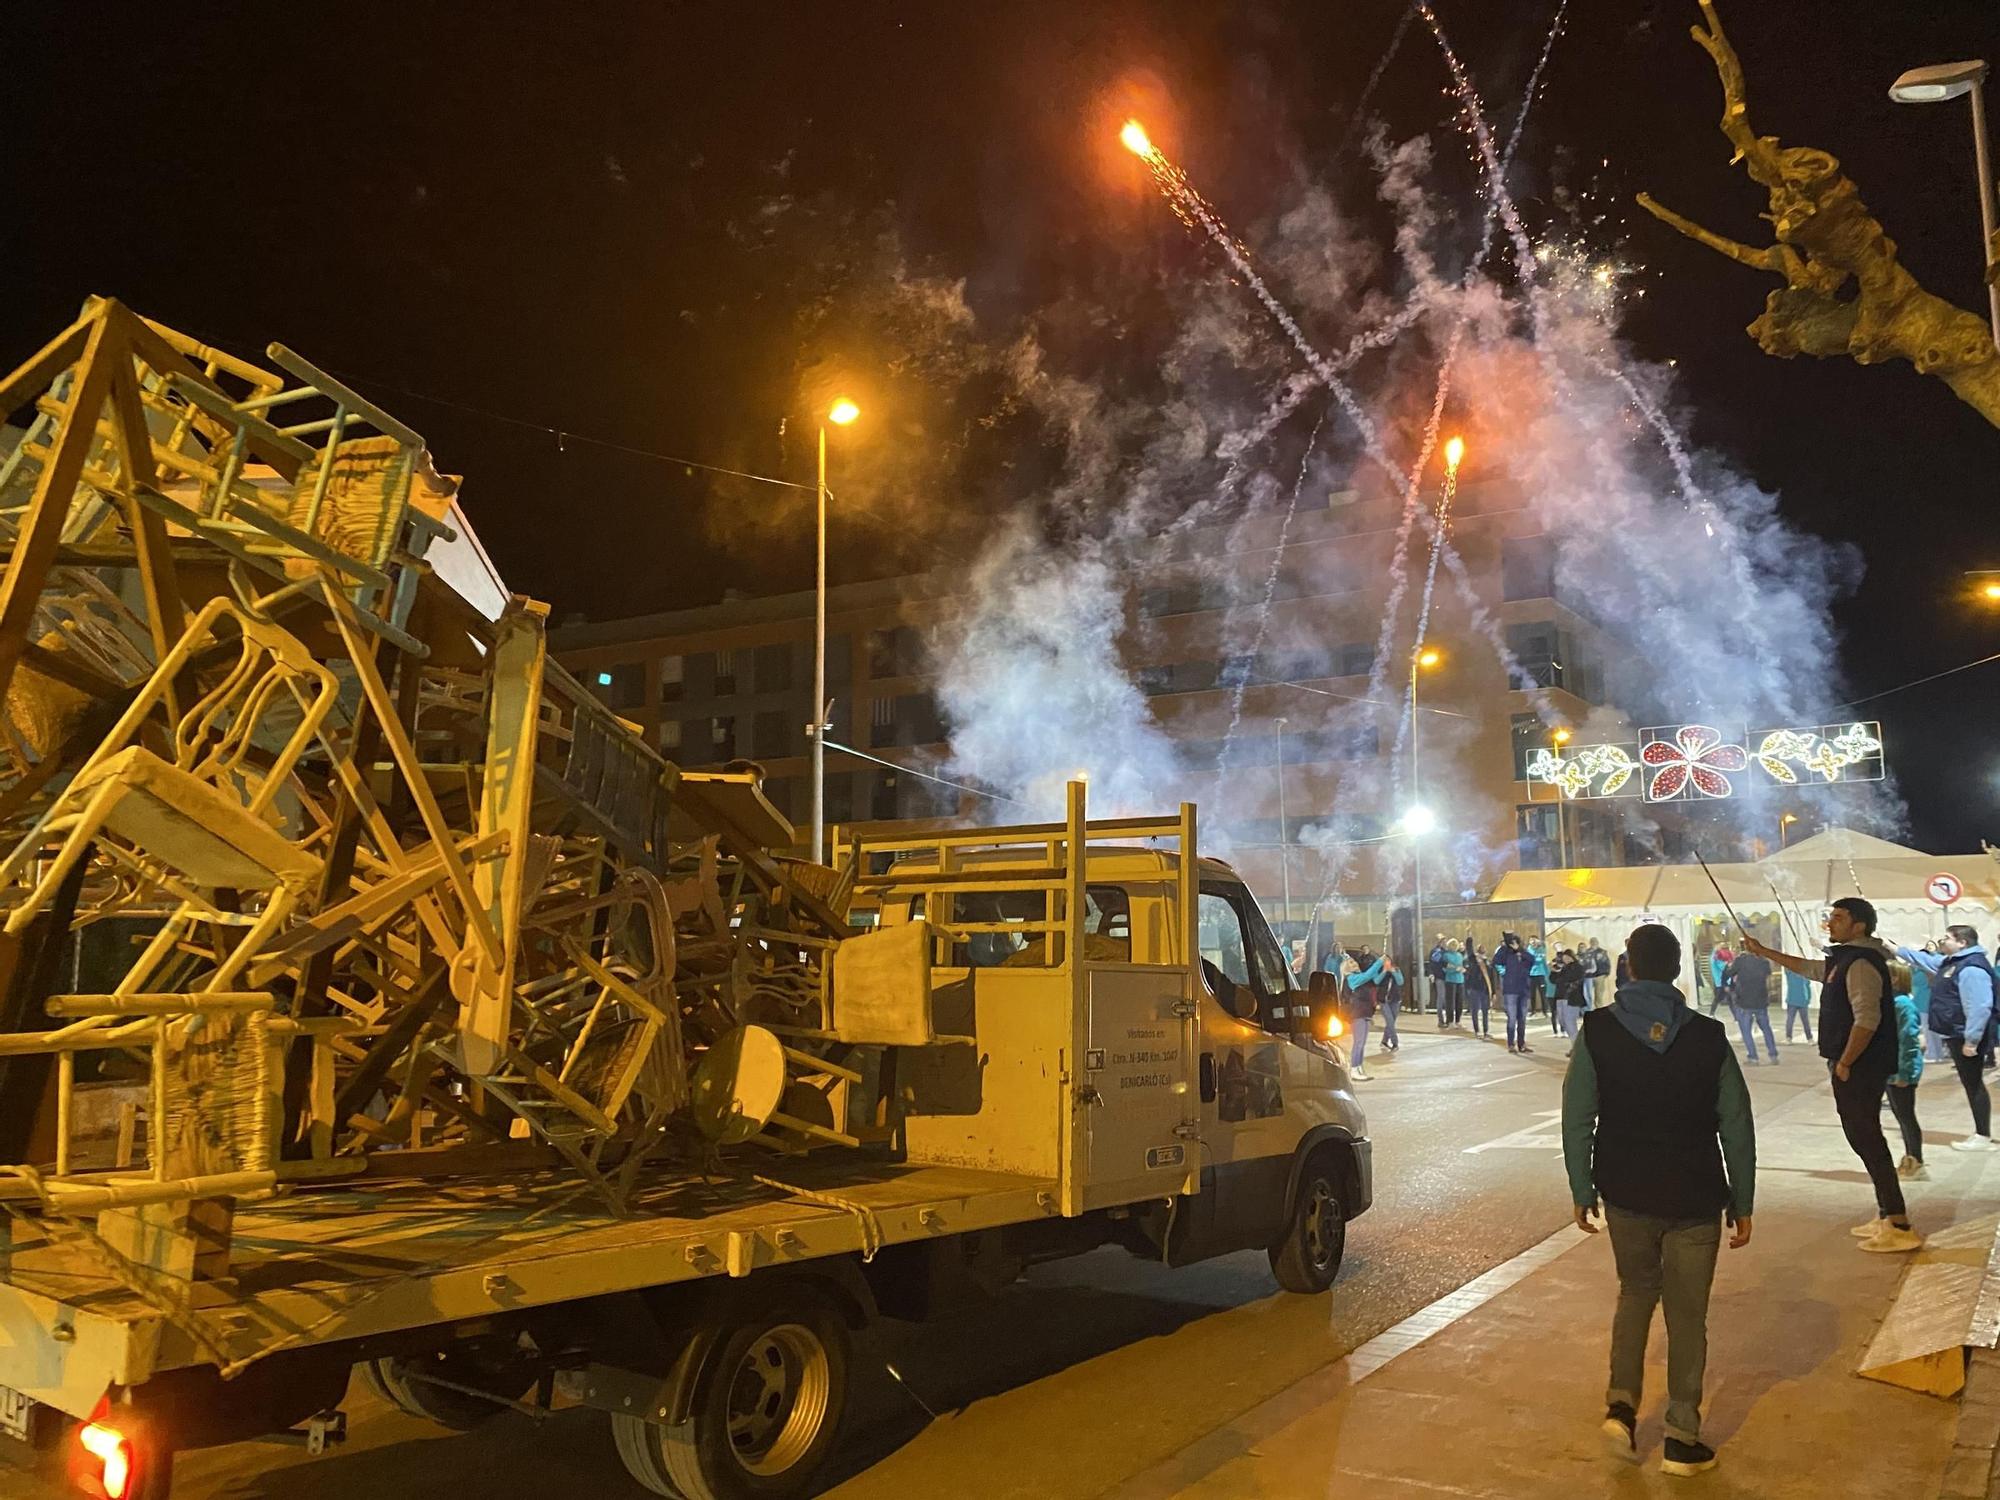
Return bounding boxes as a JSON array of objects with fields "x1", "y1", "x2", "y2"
[{"x1": 1740, "y1": 935, "x2": 1825, "y2": 983}]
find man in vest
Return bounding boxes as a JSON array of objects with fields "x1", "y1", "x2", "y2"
[
  {"x1": 1564, "y1": 923, "x2": 1754, "y2": 1477},
  {"x1": 1896, "y1": 924, "x2": 1996, "y2": 1151},
  {"x1": 1745, "y1": 897, "x2": 1922, "y2": 1251}
]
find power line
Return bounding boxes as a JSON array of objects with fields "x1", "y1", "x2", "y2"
[
  {"x1": 819, "y1": 737, "x2": 1032, "y2": 808},
  {"x1": 1251, "y1": 674, "x2": 1470, "y2": 719},
  {"x1": 1832, "y1": 649, "x2": 2000, "y2": 711}
]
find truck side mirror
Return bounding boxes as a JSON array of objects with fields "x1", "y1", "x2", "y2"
[{"x1": 1307, "y1": 970, "x2": 1338, "y2": 1000}]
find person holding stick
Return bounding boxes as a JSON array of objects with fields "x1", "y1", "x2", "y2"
[
  {"x1": 1894, "y1": 924, "x2": 1995, "y2": 1152},
  {"x1": 1742, "y1": 898, "x2": 1922, "y2": 1252}
]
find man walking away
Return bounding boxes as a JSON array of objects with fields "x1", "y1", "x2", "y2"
[
  {"x1": 1783, "y1": 966, "x2": 1814, "y2": 1044},
  {"x1": 1564, "y1": 923, "x2": 1754, "y2": 1477},
  {"x1": 1744, "y1": 898, "x2": 1920, "y2": 1252},
  {"x1": 1896, "y1": 924, "x2": 1996, "y2": 1151},
  {"x1": 1494, "y1": 932, "x2": 1535, "y2": 1055},
  {"x1": 1726, "y1": 945, "x2": 1777, "y2": 1065},
  {"x1": 1885, "y1": 961, "x2": 1928, "y2": 1181}
]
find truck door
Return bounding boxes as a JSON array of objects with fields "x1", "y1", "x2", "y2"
[{"x1": 1079, "y1": 885, "x2": 1201, "y2": 1207}]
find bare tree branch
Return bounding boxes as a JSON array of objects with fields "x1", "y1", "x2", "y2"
[{"x1": 1645, "y1": 0, "x2": 2000, "y2": 426}]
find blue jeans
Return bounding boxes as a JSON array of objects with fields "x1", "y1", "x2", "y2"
[
  {"x1": 1503, "y1": 992, "x2": 1531, "y2": 1049},
  {"x1": 1468, "y1": 990, "x2": 1491, "y2": 1035},
  {"x1": 1381, "y1": 997, "x2": 1400, "y2": 1049},
  {"x1": 1785, "y1": 1005, "x2": 1814, "y2": 1043},
  {"x1": 1582, "y1": 975, "x2": 1598, "y2": 1008},
  {"x1": 1350, "y1": 1015, "x2": 1371, "y2": 1072},
  {"x1": 1557, "y1": 1001, "x2": 1582, "y2": 1038},
  {"x1": 1732, "y1": 1004, "x2": 1777, "y2": 1061}
]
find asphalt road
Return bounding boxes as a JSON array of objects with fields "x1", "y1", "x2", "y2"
[{"x1": 5, "y1": 1009, "x2": 1823, "y2": 1500}]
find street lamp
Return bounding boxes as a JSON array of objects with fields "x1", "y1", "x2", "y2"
[
  {"x1": 1779, "y1": 810, "x2": 1799, "y2": 849},
  {"x1": 811, "y1": 397, "x2": 860, "y2": 863},
  {"x1": 1889, "y1": 59, "x2": 2000, "y2": 349},
  {"x1": 1550, "y1": 726, "x2": 1573, "y2": 867}
]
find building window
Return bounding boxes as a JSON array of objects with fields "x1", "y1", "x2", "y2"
[
  {"x1": 753, "y1": 709, "x2": 789, "y2": 760},
  {"x1": 895, "y1": 692, "x2": 940, "y2": 745},
  {"x1": 713, "y1": 649, "x2": 737, "y2": 697},
  {"x1": 1219, "y1": 655, "x2": 1254, "y2": 690},
  {"x1": 1510, "y1": 712, "x2": 1544, "y2": 779},
  {"x1": 754, "y1": 642, "x2": 792, "y2": 694},
  {"x1": 1516, "y1": 804, "x2": 1560, "y2": 869},
  {"x1": 825, "y1": 771, "x2": 853, "y2": 824},
  {"x1": 762, "y1": 776, "x2": 794, "y2": 820},
  {"x1": 659, "y1": 719, "x2": 683, "y2": 754},
  {"x1": 709, "y1": 715, "x2": 736, "y2": 760},
  {"x1": 867, "y1": 625, "x2": 919, "y2": 679},
  {"x1": 869, "y1": 697, "x2": 897, "y2": 749},
  {"x1": 1334, "y1": 642, "x2": 1377, "y2": 679},
  {"x1": 870, "y1": 769, "x2": 900, "y2": 820},
  {"x1": 1136, "y1": 664, "x2": 1173, "y2": 696},
  {"x1": 1502, "y1": 535, "x2": 1555, "y2": 603},
  {"x1": 1505, "y1": 621, "x2": 1564, "y2": 692},
  {"x1": 595, "y1": 662, "x2": 646, "y2": 709},
  {"x1": 659, "y1": 655, "x2": 685, "y2": 703}
]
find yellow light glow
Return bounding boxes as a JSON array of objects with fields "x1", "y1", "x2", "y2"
[
  {"x1": 827, "y1": 398, "x2": 860, "y2": 427},
  {"x1": 1443, "y1": 435, "x2": 1466, "y2": 470},
  {"x1": 1552, "y1": 727, "x2": 1572, "y2": 745},
  {"x1": 1781, "y1": 812, "x2": 1798, "y2": 825},
  {"x1": 1417, "y1": 647, "x2": 1442, "y2": 669},
  {"x1": 1120, "y1": 119, "x2": 1154, "y2": 158},
  {"x1": 1983, "y1": 581, "x2": 2000, "y2": 601},
  {"x1": 1324, "y1": 1014, "x2": 1346, "y2": 1040},
  {"x1": 81, "y1": 1423, "x2": 132, "y2": 1500}
]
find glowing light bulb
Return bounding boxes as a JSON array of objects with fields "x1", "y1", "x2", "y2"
[
  {"x1": 827, "y1": 398, "x2": 860, "y2": 427},
  {"x1": 1400, "y1": 805, "x2": 1438, "y2": 837},
  {"x1": 1416, "y1": 647, "x2": 1441, "y2": 669},
  {"x1": 1983, "y1": 581, "x2": 2000, "y2": 601},
  {"x1": 1119, "y1": 119, "x2": 1154, "y2": 158},
  {"x1": 1443, "y1": 435, "x2": 1465, "y2": 470},
  {"x1": 1553, "y1": 727, "x2": 1572, "y2": 745}
]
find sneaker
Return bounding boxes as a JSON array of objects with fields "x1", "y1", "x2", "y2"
[
  {"x1": 1661, "y1": 1438, "x2": 1718, "y2": 1477},
  {"x1": 1507, "y1": 1045, "x2": 1518, "y2": 1055},
  {"x1": 1519, "y1": 1045, "x2": 1534, "y2": 1055},
  {"x1": 1350, "y1": 1070, "x2": 1373, "y2": 1082},
  {"x1": 1898, "y1": 1154, "x2": 1929, "y2": 1180},
  {"x1": 1860, "y1": 1223, "x2": 1924, "y2": 1253},
  {"x1": 1850, "y1": 1216, "x2": 1887, "y2": 1238},
  {"x1": 1951, "y1": 1135, "x2": 1996, "y2": 1153},
  {"x1": 1743, "y1": 1056, "x2": 1760, "y2": 1066},
  {"x1": 1601, "y1": 1402, "x2": 1637, "y2": 1461}
]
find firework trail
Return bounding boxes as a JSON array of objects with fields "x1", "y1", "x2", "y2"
[
  {"x1": 1217, "y1": 402, "x2": 1330, "y2": 766},
  {"x1": 1336, "y1": 2, "x2": 1420, "y2": 159}
]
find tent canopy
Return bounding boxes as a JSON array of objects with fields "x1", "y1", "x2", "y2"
[{"x1": 1769, "y1": 827, "x2": 1925, "y2": 863}]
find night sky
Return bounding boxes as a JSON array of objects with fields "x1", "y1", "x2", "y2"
[{"x1": 6, "y1": 1, "x2": 1996, "y2": 848}]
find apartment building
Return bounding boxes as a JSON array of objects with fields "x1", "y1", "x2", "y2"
[{"x1": 550, "y1": 475, "x2": 1645, "y2": 923}]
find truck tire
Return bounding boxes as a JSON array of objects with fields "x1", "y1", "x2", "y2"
[
  {"x1": 611, "y1": 1286, "x2": 850, "y2": 1500},
  {"x1": 1267, "y1": 1148, "x2": 1347, "y2": 1294},
  {"x1": 357, "y1": 1347, "x2": 530, "y2": 1431}
]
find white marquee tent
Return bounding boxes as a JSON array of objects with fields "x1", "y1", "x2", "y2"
[{"x1": 1487, "y1": 827, "x2": 2000, "y2": 961}]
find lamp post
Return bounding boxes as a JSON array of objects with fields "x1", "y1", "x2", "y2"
[
  {"x1": 1889, "y1": 59, "x2": 2000, "y2": 349},
  {"x1": 1779, "y1": 810, "x2": 1799, "y2": 850},
  {"x1": 1274, "y1": 717, "x2": 1294, "y2": 950},
  {"x1": 811, "y1": 398, "x2": 860, "y2": 864},
  {"x1": 1551, "y1": 726, "x2": 1573, "y2": 868}
]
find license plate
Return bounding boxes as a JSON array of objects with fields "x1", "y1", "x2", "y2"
[{"x1": 0, "y1": 1385, "x2": 36, "y2": 1444}]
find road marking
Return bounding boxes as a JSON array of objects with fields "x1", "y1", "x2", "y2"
[
  {"x1": 1462, "y1": 1108, "x2": 1564, "y2": 1153},
  {"x1": 1101, "y1": 1224, "x2": 1584, "y2": 1500},
  {"x1": 1469, "y1": 1068, "x2": 1535, "y2": 1089}
]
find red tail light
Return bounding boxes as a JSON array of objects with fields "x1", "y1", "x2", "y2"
[{"x1": 78, "y1": 1421, "x2": 133, "y2": 1499}]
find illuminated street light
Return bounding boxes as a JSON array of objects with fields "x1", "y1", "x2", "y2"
[
  {"x1": 813, "y1": 399, "x2": 864, "y2": 862},
  {"x1": 1552, "y1": 726, "x2": 1573, "y2": 745},
  {"x1": 1416, "y1": 646, "x2": 1442, "y2": 670},
  {"x1": 1443, "y1": 435, "x2": 1466, "y2": 471},
  {"x1": 1780, "y1": 810, "x2": 1799, "y2": 850},
  {"x1": 1120, "y1": 119, "x2": 1154, "y2": 158},
  {"x1": 1984, "y1": 582, "x2": 2000, "y2": 601},
  {"x1": 1400, "y1": 805, "x2": 1439, "y2": 837},
  {"x1": 1888, "y1": 59, "x2": 2000, "y2": 347}
]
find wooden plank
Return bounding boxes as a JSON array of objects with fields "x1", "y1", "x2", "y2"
[{"x1": 0, "y1": 309, "x2": 119, "y2": 707}]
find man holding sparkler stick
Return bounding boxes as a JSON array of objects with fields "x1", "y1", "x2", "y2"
[{"x1": 1743, "y1": 899, "x2": 1922, "y2": 1253}]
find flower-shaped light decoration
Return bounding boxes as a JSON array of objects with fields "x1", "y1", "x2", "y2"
[
  {"x1": 1526, "y1": 743, "x2": 1638, "y2": 799},
  {"x1": 1753, "y1": 729, "x2": 1816, "y2": 785},
  {"x1": 1643, "y1": 725, "x2": 1748, "y2": 801}
]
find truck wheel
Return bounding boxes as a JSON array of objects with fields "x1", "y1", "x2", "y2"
[
  {"x1": 1268, "y1": 1150, "x2": 1347, "y2": 1294},
  {"x1": 612, "y1": 1287, "x2": 850, "y2": 1500},
  {"x1": 358, "y1": 1348, "x2": 529, "y2": 1431}
]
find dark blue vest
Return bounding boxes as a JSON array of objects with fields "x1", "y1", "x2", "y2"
[
  {"x1": 1818, "y1": 943, "x2": 1897, "y2": 1070},
  {"x1": 1930, "y1": 950, "x2": 1998, "y2": 1052},
  {"x1": 1581, "y1": 1007, "x2": 1731, "y2": 1219}
]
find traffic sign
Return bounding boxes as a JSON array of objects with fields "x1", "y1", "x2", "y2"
[{"x1": 1927, "y1": 872, "x2": 1963, "y2": 907}]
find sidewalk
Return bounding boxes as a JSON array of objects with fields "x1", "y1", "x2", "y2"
[{"x1": 1109, "y1": 1068, "x2": 2000, "y2": 1498}]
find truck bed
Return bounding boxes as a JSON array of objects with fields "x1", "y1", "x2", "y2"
[{"x1": 0, "y1": 1159, "x2": 1057, "y2": 1417}]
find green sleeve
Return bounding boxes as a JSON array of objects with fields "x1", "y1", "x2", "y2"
[
  {"x1": 1561, "y1": 1038, "x2": 1599, "y2": 1208},
  {"x1": 1716, "y1": 1048, "x2": 1757, "y2": 1218}
]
